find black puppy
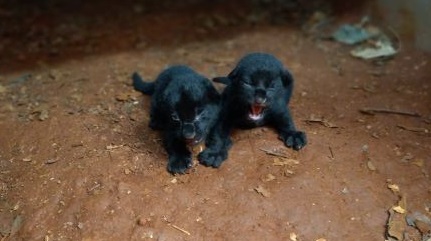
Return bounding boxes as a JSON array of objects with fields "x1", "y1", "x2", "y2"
[
  {"x1": 198, "y1": 52, "x2": 307, "y2": 168},
  {"x1": 132, "y1": 65, "x2": 220, "y2": 174}
]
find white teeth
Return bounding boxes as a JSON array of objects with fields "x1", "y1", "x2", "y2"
[{"x1": 249, "y1": 113, "x2": 263, "y2": 121}]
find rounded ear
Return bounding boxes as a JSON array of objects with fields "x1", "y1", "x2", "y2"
[{"x1": 281, "y1": 69, "x2": 294, "y2": 88}]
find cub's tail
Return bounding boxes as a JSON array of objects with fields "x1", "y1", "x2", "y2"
[{"x1": 132, "y1": 72, "x2": 155, "y2": 95}]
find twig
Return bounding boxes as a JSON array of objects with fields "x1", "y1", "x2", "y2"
[
  {"x1": 87, "y1": 182, "x2": 101, "y2": 193},
  {"x1": 328, "y1": 146, "x2": 335, "y2": 159},
  {"x1": 259, "y1": 148, "x2": 289, "y2": 158},
  {"x1": 360, "y1": 108, "x2": 421, "y2": 117},
  {"x1": 397, "y1": 125, "x2": 429, "y2": 133},
  {"x1": 169, "y1": 224, "x2": 191, "y2": 236},
  {"x1": 106, "y1": 144, "x2": 125, "y2": 150},
  {"x1": 304, "y1": 117, "x2": 338, "y2": 128}
]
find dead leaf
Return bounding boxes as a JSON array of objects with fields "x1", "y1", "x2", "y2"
[
  {"x1": 115, "y1": 92, "x2": 130, "y2": 101},
  {"x1": 412, "y1": 159, "x2": 424, "y2": 167},
  {"x1": 263, "y1": 174, "x2": 276, "y2": 182},
  {"x1": 38, "y1": 109, "x2": 49, "y2": 121},
  {"x1": 273, "y1": 157, "x2": 299, "y2": 166},
  {"x1": 316, "y1": 239, "x2": 327, "y2": 241},
  {"x1": 254, "y1": 185, "x2": 271, "y2": 197},
  {"x1": 289, "y1": 232, "x2": 298, "y2": 241},
  {"x1": 387, "y1": 196, "x2": 407, "y2": 240},
  {"x1": 393, "y1": 205, "x2": 406, "y2": 214},
  {"x1": 284, "y1": 169, "x2": 295, "y2": 176},
  {"x1": 387, "y1": 184, "x2": 400, "y2": 193}
]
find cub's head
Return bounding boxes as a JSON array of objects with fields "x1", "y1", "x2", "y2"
[
  {"x1": 164, "y1": 79, "x2": 220, "y2": 146},
  {"x1": 217, "y1": 53, "x2": 293, "y2": 121}
]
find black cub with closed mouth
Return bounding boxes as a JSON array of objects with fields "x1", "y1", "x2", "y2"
[{"x1": 133, "y1": 65, "x2": 220, "y2": 174}]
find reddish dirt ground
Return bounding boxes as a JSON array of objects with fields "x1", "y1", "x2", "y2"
[{"x1": 0, "y1": 1, "x2": 430, "y2": 241}]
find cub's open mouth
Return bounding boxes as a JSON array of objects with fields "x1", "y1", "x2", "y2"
[
  {"x1": 186, "y1": 138, "x2": 205, "y2": 155},
  {"x1": 249, "y1": 104, "x2": 265, "y2": 120},
  {"x1": 185, "y1": 136, "x2": 204, "y2": 146}
]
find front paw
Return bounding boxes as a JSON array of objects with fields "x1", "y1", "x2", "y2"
[
  {"x1": 198, "y1": 148, "x2": 227, "y2": 168},
  {"x1": 279, "y1": 131, "x2": 307, "y2": 150},
  {"x1": 167, "y1": 155, "x2": 192, "y2": 174}
]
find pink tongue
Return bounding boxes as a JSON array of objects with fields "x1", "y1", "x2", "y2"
[{"x1": 251, "y1": 105, "x2": 263, "y2": 115}]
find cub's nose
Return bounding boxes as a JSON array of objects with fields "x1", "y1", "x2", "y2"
[
  {"x1": 255, "y1": 96, "x2": 266, "y2": 105},
  {"x1": 182, "y1": 123, "x2": 196, "y2": 140},
  {"x1": 255, "y1": 89, "x2": 267, "y2": 105}
]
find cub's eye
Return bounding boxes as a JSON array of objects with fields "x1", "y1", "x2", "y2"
[
  {"x1": 268, "y1": 84, "x2": 276, "y2": 90},
  {"x1": 171, "y1": 113, "x2": 180, "y2": 121}
]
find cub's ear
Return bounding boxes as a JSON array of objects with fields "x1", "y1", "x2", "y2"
[
  {"x1": 212, "y1": 66, "x2": 238, "y2": 85},
  {"x1": 227, "y1": 67, "x2": 239, "y2": 81},
  {"x1": 281, "y1": 69, "x2": 294, "y2": 88},
  {"x1": 206, "y1": 82, "x2": 221, "y2": 103},
  {"x1": 213, "y1": 77, "x2": 231, "y2": 85}
]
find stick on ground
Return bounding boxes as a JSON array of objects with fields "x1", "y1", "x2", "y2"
[
  {"x1": 397, "y1": 125, "x2": 429, "y2": 133},
  {"x1": 360, "y1": 108, "x2": 421, "y2": 117},
  {"x1": 259, "y1": 148, "x2": 289, "y2": 158},
  {"x1": 169, "y1": 224, "x2": 191, "y2": 236}
]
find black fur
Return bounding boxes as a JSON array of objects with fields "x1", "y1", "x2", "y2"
[
  {"x1": 133, "y1": 65, "x2": 220, "y2": 174},
  {"x1": 198, "y1": 53, "x2": 307, "y2": 168}
]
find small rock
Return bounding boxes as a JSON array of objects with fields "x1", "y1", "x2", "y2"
[
  {"x1": 289, "y1": 232, "x2": 298, "y2": 241},
  {"x1": 49, "y1": 69, "x2": 61, "y2": 80},
  {"x1": 22, "y1": 157, "x2": 32, "y2": 162},
  {"x1": 401, "y1": 153, "x2": 414, "y2": 162},
  {"x1": 341, "y1": 187, "x2": 349, "y2": 194},
  {"x1": 38, "y1": 109, "x2": 49, "y2": 121},
  {"x1": 367, "y1": 161, "x2": 377, "y2": 171},
  {"x1": 77, "y1": 222, "x2": 84, "y2": 229},
  {"x1": 263, "y1": 174, "x2": 276, "y2": 182}
]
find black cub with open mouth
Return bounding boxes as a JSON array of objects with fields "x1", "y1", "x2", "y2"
[
  {"x1": 199, "y1": 52, "x2": 307, "y2": 168},
  {"x1": 133, "y1": 65, "x2": 220, "y2": 174}
]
